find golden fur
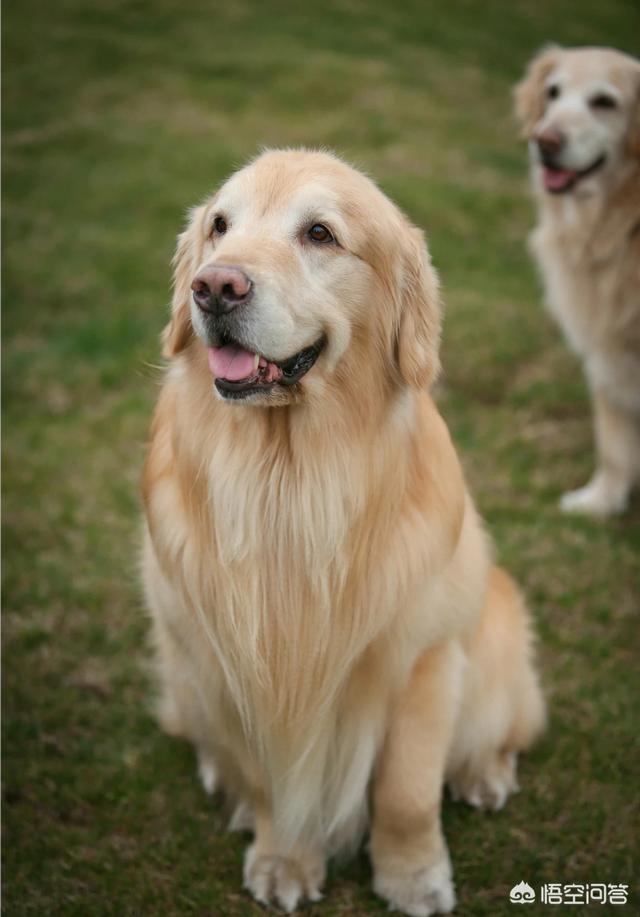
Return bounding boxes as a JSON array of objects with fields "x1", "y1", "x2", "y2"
[
  {"x1": 515, "y1": 46, "x2": 640, "y2": 515},
  {"x1": 142, "y1": 149, "x2": 545, "y2": 914}
]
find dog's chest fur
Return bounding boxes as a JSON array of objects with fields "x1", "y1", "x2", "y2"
[
  {"x1": 530, "y1": 188, "x2": 640, "y2": 406},
  {"x1": 151, "y1": 393, "x2": 442, "y2": 845}
]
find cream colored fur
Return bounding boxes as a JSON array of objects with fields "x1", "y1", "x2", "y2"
[
  {"x1": 515, "y1": 46, "x2": 640, "y2": 515},
  {"x1": 142, "y1": 149, "x2": 545, "y2": 915}
]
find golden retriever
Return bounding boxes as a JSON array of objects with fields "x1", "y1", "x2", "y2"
[
  {"x1": 142, "y1": 149, "x2": 545, "y2": 915},
  {"x1": 515, "y1": 46, "x2": 640, "y2": 516}
]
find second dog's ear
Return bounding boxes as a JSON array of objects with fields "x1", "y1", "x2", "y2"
[
  {"x1": 162, "y1": 205, "x2": 208, "y2": 358},
  {"x1": 513, "y1": 45, "x2": 561, "y2": 137},
  {"x1": 395, "y1": 226, "x2": 442, "y2": 390}
]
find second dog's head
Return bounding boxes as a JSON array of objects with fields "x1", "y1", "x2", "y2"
[
  {"x1": 164, "y1": 150, "x2": 441, "y2": 407},
  {"x1": 514, "y1": 45, "x2": 640, "y2": 195}
]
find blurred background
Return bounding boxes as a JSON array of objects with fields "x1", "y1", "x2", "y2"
[{"x1": 3, "y1": 1, "x2": 639, "y2": 913}]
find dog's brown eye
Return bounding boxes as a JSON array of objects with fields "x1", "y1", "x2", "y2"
[
  {"x1": 308, "y1": 223, "x2": 334, "y2": 244},
  {"x1": 212, "y1": 216, "x2": 228, "y2": 235},
  {"x1": 590, "y1": 94, "x2": 617, "y2": 110},
  {"x1": 546, "y1": 84, "x2": 560, "y2": 100}
]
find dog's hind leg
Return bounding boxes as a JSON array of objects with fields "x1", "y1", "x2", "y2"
[
  {"x1": 447, "y1": 567, "x2": 545, "y2": 811},
  {"x1": 144, "y1": 536, "x2": 221, "y2": 795}
]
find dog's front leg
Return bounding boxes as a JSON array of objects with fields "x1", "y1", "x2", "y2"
[
  {"x1": 243, "y1": 808, "x2": 326, "y2": 912},
  {"x1": 560, "y1": 388, "x2": 640, "y2": 516},
  {"x1": 371, "y1": 641, "x2": 462, "y2": 917}
]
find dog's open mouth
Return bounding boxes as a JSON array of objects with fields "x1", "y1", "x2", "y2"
[
  {"x1": 208, "y1": 336, "x2": 325, "y2": 399},
  {"x1": 542, "y1": 154, "x2": 606, "y2": 193}
]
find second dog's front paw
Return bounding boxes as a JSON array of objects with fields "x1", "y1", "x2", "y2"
[
  {"x1": 560, "y1": 479, "x2": 627, "y2": 517},
  {"x1": 373, "y1": 850, "x2": 456, "y2": 917},
  {"x1": 243, "y1": 842, "x2": 324, "y2": 912}
]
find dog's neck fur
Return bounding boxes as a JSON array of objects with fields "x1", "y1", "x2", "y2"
[{"x1": 534, "y1": 157, "x2": 640, "y2": 264}]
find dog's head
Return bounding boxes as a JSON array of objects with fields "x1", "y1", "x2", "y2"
[
  {"x1": 514, "y1": 46, "x2": 640, "y2": 195},
  {"x1": 164, "y1": 150, "x2": 441, "y2": 407}
]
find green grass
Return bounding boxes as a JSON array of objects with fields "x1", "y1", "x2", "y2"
[{"x1": 3, "y1": 1, "x2": 640, "y2": 914}]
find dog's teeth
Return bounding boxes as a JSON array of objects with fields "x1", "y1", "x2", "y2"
[{"x1": 252, "y1": 353, "x2": 260, "y2": 371}]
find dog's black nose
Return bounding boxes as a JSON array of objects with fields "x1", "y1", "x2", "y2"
[
  {"x1": 536, "y1": 127, "x2": 565, "y2": 161},
  {"x1": 191, "y1": 266, "x2": 253, "y2": 315}
]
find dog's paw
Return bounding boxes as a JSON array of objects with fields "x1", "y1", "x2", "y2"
[
  {"x1": 197, "y1": 755, "x2": 218, "y2": 796},
  {"x1": 374, "y1": 850, "x2": 455, "y2": 917},
  {"x1": 449, "y1": 751, "x2": 519, "y2": 811},
  {"x1": 228, "y1": 799, "x2": 254, "y2": 833},
  {"x1": 243, "y1": 842, "x2": 324, "y2": 912},
  {"x1": 560, "y1": 481, "x2": 627, "y2": 517}
]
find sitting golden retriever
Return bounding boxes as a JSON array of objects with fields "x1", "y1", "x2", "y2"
[
  {"x1": 515, "y1": 46, "x2": 640, "y2": 516},
  {"x1": 142, "y1": 149, "x2": 545, "y2": 915}
]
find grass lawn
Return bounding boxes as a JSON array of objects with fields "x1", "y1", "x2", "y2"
[{"x1": 3, "y1": 1, "x2": 639, "y2": 914}]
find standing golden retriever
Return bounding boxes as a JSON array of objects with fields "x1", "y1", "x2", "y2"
[
  {"x1": 515, "y1": 46, "x2": 640, "y2": 516},
  {"x1": 142, "y1": 150, "x2": 545, "y2": 915}
]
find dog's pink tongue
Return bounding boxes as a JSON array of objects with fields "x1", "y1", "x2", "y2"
[
  {"x1": 543, "y1": 166, "x2": 576, "y2": 191},
  {"x1": 208, "y1": 344, "x2": 257, "y2": 381}
]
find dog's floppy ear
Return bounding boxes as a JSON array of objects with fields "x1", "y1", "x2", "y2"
[
  {"x1": 513, "y1": 45, "x2": 561, "y2": 137},
  {"x1": 162, "y1": 204, "x2": 207, "y2": 358},
  {"x1": 396, "y1": 226, "x2": 442, "y2": 390},
  {"x1": 627, "y1": 76, "x2": 640, "y2": 157}
]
